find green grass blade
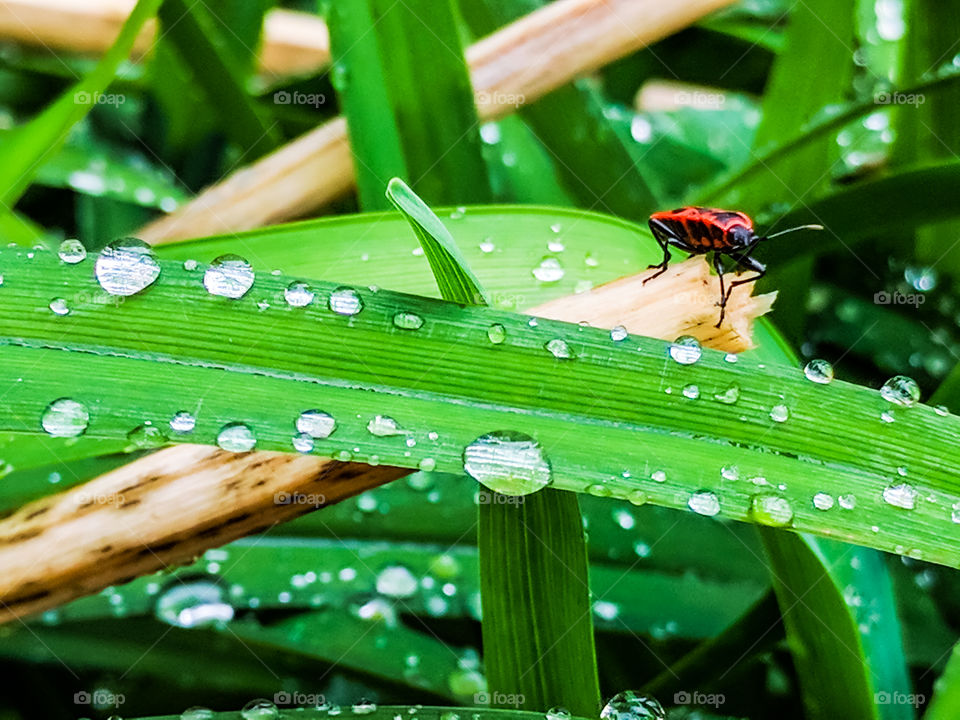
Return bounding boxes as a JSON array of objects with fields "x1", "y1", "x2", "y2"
[
  {"x1": 927, "y1": 642, "x2": 960, "y2": 720},
  {"x1": 0, "y1": 0, "x2": 161, "y2": 207},
  {"x1": 386, "y1": 178, "x2": 488, "y2": 305},
  {"x1": 156, "y1": 0, "x2": 279, "y2": 158},
  {"x1": 327, "y1": 0, "x2": 490, "y2": 209},
  {"x1": 387, "y1": 177, "x2": 600, "y2": 715},
  {"x1": 2, "y1": 244, "x2": 960, "y2": 566},
  {"x1": 479, "y1": 489, "x2": 600, "y2": 716}
]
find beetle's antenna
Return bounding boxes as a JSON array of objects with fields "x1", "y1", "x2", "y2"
[{"x1": 763, "y1": 224, "x2": 824, "y2": 240}]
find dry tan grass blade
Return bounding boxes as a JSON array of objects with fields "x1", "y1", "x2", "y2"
[
  {"x1": 0, "y1": 1, "x2": 330, "y2": 78},
  {"x1": 137, "y1": 0, "x2": 737, "y2": 243},
  {"x1": 0, "y1": 257, "x2": 772, "y2": 623}
]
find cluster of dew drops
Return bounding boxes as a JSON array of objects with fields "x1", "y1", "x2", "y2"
[
  {"x1": 92, "y1": 689, "x2": 668, "y2": 720},
  {"x1": 22, "y1": 239, "x2": 960, "y2": 527}
]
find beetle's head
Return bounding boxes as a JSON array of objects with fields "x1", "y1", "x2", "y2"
[{"x1": 729, "y1": 224, "x2": 754, "y2": 248}]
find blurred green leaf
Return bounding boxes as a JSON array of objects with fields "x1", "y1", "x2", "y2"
[
  {"x1": 327, "y1": 0, "x2": 489, "y2": 208},
  {"x1": 0, "y1": 0, "x2": 161, "y2": 208}
]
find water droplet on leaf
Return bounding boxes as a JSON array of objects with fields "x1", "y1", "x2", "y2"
[
  {"x1": 463, "y1": 431, "x2": 551, "y2": 496},
  {"x1": 95, "y1": 238, "x2": 160, "y2": 296},
  {"x1": 204, "y1": 255, "x2": 254, "y2": 299}
]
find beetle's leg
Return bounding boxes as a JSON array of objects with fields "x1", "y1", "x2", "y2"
[
  {"x1": 644, "y1": 219, "x2": 674, "y2": 284},
  {"x1": 724, "y1": 252, "x2": 766, "y2": 306},
  {"x1": 712, "y1": 252, "x2": 728, "y2": 328}
]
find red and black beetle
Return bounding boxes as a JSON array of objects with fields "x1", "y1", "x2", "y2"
[{"x1": 644, "y1": 206, "x2": 822, "y2": 328}]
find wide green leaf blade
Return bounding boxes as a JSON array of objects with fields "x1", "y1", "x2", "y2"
[{"x1": 1, "y1": 244, "x2": 960, "y2": 567}]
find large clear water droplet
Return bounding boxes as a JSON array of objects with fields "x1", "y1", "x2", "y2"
[
  {"x1": 284, "y1": 280, "x2": 314, "y2": 307},
  {"x1": 463, "y1": 431, "x2": 551, "y2": 496},
  {"x1": 95, "y1": 238, "x2": 160, "y2": 296},
  {"x1": 688, "y1": 490, "x2": 720, "y2": 517},
  {"x1": 41, "y1": 398, "x2": 89, "y2": 437},
  {"x1": 813, "y1": 492, "x2": 835, "y2": 510},
  {"x1": 532, "y1": 257, "x2": 565, "y2": 283},
  {"x1": 329, "y1": 286, "x2": 363, "y2": 315},
  {"x1": 217, "y1": 422, "x2": 256, "y2": 452},
  {"x1": 750, "y1": 494, "x2": 794, "y2": 526},
  {"x1": 58, "y1": 238, "x2": 86, "y2": 264},
  {"x1": 204, "y1": 255, "x2": 254, "y2": 299},
  {"x1": 600, "y1": 691, "x2": 666, "y2": 720},
  {"x1": 296, "y1": 410, "x2": 336, "y2": 438},
  {"x1": 669, "y1": 336, "x2": 702, "y2": 365},
  {"x1": 804, "y1": 358, "x2": 834, "y2": 384},
  {"x1": 155, "y1": 580, "x2": 234, "y2": 628},
  {"x1": 376, "y1": 566, "x2": 418, "y2": 598},
  {"x1": 883, "y1": 482, "x2": 918, "y2": 510},
  {"x1": 881, "y1": 376, "x2": 920, "y2": 406},
  {"x1": 610, "y1": 325, "x2": 628, "y2": 342}
]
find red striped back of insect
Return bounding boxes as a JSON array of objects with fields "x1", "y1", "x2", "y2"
[{"x1": 650, "y1": 207, "x2": 754, "y2": 251}]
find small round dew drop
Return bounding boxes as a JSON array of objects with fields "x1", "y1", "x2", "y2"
[
  {"x1": 804, "y1": 358, "x2": 834, "y2": 384},
  {"x1": 952, "y1": 500, "x2": 960, "y2": 524},
  {"x1": 813, "y1": 492, "x2": 835, "y2": 510},
  {"x1": 545, "y1": 338, "x2": 574, "y2": 359},
  {"x1": 714, "y1": 384, "x2": 740, "y2": 404},
  {"x1": 838, "y1": 493, "x2": 857, "y2": 510},
  {"x1": 682, "y1": 384, "x2": 700, "y2": 399},
  {"x1": 170, "y1": 411, "x2": 196, "y2": 434},
  {"x1": 880, "y1": 375, "x2": 921, "y2": 406},
  {"x1": 41, "y1": 398, "x2": 89, "y2": 437},
  {"x1": 487, "y1": 323, "x2": 506, "y2": 344},
  {"x1": 284, "y1": 280, "x2": 314, "y2": 307},
  {"x1": 95, "y1": 237, "x2": 161, "y2": 296},
  {"x1": 216, "y1": 422, "x2": 256, "y2": 452},
  {"x1": 57, "y1": 238, "x2": 86, "y2": 264},
  {"x1": 393, "y1": 311, "x2": 424, "y2": 330},
  {"x1": 770, "y1": 404, "x2": 790, "y2": 423},
  {"x1": 750, "y1": 494, "x2": 794, "y2": 527},
  {"x1": 292, "y1": 433, "x2": 314, "y2": 453},
  {"x1": 49, "y1": 298, "x2": 69, "y2": 316},
  {"x1": 463, "y1": 430, "x2": 551, "y2": 496},
  {"x1": 688, "y1": 490, "x2": 721, "y2": 517},
  {"x1": 203, "y1": 254, "x2": 255, "y2": 299},
  {"x1": 610, "y1": 325, "x2": 628, "y2": 342},
  {"x1": 328, "y1": 286, "x2": 363, "y2": 315},
  {"x1": 240, "y1": 699, "x2": 279, "y2": 720},
  {"x1": 669, "y1": 336, "x2": 702, "y2": 365},
  {"x1": 296, "y1": 410, "x2": 336, "y2": 439},
  {"x1": 882, "y1": 482, "x2": 918, "y2": 510}
]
